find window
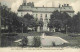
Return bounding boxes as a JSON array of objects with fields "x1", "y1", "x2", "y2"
[
  {"x1": 21, "y1": 12, "x2": 23, "y2": 16},
  {"x1": 21, "y1": 6, "x2": 23, "y2": 9},
  {"x1": 41, "y1": 14, "x2": 42, "y2": 17},
  {"x1": 36, "y1": 14, "x2": 37, "y2": 17},
  {"x1": 36, "y1": 7, "x2": 38, "y2": 9},
  {"x1": 33, "y1": 14, "x2": 34, "y2": 16},
  {"x1": 35, "y1": 18, "x2": 38, "y2": 21},
  {"x1": 69, "y1": 7, "x2": 71, "y2": 9},
  {"x1": 45, "y1": 14, "x2": 47, "y2": 17},
  {"x1": 40, "y1": 17, "x2": 43, "y2": 21}
]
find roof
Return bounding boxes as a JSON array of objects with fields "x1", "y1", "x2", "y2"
[
  {"x1": 18, "y1": 6, "x2": 59, "y2": 12},
  {"x1": 18, "y1": 5, "x2": 74, "y2": 13}
]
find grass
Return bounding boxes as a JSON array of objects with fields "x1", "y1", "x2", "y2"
[
  {"x1": 1, "y1": 32, "x2": 80, "y2": 47},
  {"x1": 43, "y1": 32, "x2": 80, "y2": 47},
  {"x1": 54, "y1": 33, "x2": 80, "y2": 47}
]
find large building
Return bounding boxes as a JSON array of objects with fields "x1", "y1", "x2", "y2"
[{"x1": 18, "y1": 0, "x2": 74, "y2": 31}]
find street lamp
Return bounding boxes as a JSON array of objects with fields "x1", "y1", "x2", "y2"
[
  {"x1": 66, "y1": 25, "x2": 67, "y2": 34},
  {"x1": 22, "y1": 23, "x2": 23, "y2": 34}
]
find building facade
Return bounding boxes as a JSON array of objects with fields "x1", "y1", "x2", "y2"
[{"x1": 18, "y1": 0, "x2": 74, "y2": 31}]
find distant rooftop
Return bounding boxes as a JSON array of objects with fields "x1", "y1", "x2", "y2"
[{"x1": 18, "y1": 0, "x2": 74, "y2": 13}]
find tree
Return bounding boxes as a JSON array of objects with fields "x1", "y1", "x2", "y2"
[
  {"x1": 24, "y1": 13, "x2": 33, "y2": 20},
  {"x1": 70, "y1": 12, "x2": 80, "y2": 33},
  {"x1": 22, "y1": 13, "x2": 40, "y2": 32},
  {"x1": 39, "y1": 20, "x2": 43, "y2": 27},
  {"x1": 49, "y1": 10, "x2": 72, "y2": 32},
  {"x1": 1, "y1": 5, "x2": 22, "y2": 33}
]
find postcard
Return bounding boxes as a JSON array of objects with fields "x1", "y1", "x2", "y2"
[{"x1": 0, "y1": 0, "x2": 80, "y2": 52}]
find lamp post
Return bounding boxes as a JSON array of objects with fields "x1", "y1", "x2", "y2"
[
  {"x1": 66, "y1": 25, "x2": 67, "y2": 34},
  {"x1": 22, "y1": 23, "x2": 23, "y2": 34}
]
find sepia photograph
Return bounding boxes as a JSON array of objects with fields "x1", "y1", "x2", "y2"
[{"x1": 0, "y1": 0, "x2": 80, "y2": 51}]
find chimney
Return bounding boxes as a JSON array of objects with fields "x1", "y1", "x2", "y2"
[
  {"x1": 59, "y1": 4, "x2": 61, "y2": 8},
  {"x1": 62, "y1": 5, "x2": 63, "y2": 7},
  {"x1": 64, "y1": 4, "x2": 66, "y2": 6},
  {"x1": 23, "y1": 0, "x2": 27, "y2": 5},
  {"x1": 43, "y1": 5, "x2": 44, "y2": 7},
  {"x1": 32, "y1": 2, "x2": 34, "y2": 7},
  {"x1": 67, "y1": 4, "x2": 69, "y2": 6}
]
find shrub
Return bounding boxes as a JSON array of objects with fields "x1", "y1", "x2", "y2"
[
  {"x1": 21, "y1": 37, "x2": 28, "y2": 47},
  {"x1": 1, "y1": 34, "x2": 18, "y2": 47},
  {"x1": 52, "y1": 42, "x2": 56, "y2": 47},
  {"x1": 33, "y1": 36, "x2": 41, "y2": 47}
]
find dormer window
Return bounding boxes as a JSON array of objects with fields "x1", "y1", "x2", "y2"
[{"x1": 69, "y1": 7, "x2": 71, "y2": 9}]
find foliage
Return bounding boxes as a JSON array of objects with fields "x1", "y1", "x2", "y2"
[
  {"x1": 23, "y1": 13, "x2": 42, "y2": 31},
  {"x1": 33, "y1": 36, "x2": 41, "y2": 47},
  {"x1": 49, "y1": 10, "x2": 72, "y2": 32},
  {"x1": 52, "y1": 42, "x2": 55, "y2": 46},
  {"x1": 1, "y1": 4, "x2": 40, "y2": 33},
  {"x1": 21, "y1": 37, "x2": 28, "y2": 47},
  {"x1": 1, "y1": 5, "x2": 22, "y2": 33},
  {"x1": 24, "y1": 13, "x2": 34, "y2": 20},
  {"x1": 49, "y1": 10, "x2": 80, "y2": 33},
  {"x1": 1, "y1": 4, "x2": 80, "y2": 33},
  {"x1": 69, "y1": 12, "x2": 80, "y2": 33},
  {"x1": 39, "y1": 20, "x2": 43, "y2": 27}
]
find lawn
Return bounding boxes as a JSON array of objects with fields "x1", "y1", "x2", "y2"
[
  {"x1": 52, "y1": 32, "x2": 80, "y2": 47},
  {"x1": 1, "y1": 32, "x2": 80, "y2": 47}
]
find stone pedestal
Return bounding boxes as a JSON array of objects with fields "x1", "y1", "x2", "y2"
[
  {"x1": 48, "y1": 28, "x2": 50, "y2": 31},
  {"x1": 53, "y1": 28, "x2": 56, "y2": 32},
  {"x1": 43, "y1": 19, "x2": 48, "y2": 31},
  {"x1": 43, "y1": 25, "x2": 48, "y2": 31},
  {"x1": 37, "y1": 26, "x2": 40, "y2": 32}
]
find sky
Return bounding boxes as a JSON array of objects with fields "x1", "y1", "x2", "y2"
[{"x1": 0, "y1": 0, "x2": 80, "y2": 14}]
